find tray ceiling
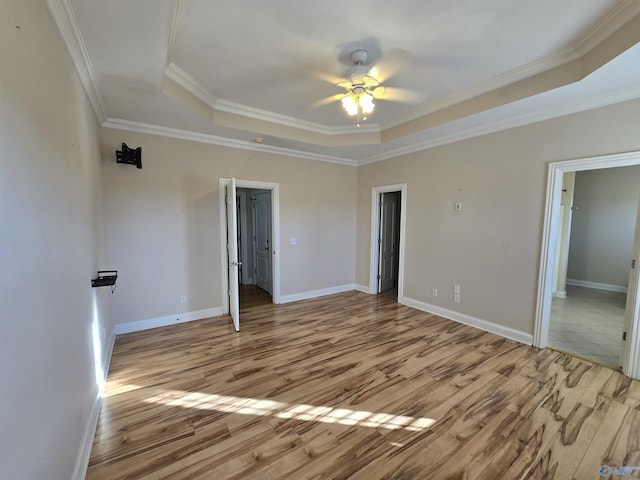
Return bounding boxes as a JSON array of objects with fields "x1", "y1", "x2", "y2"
[{"x1": 47, "y1": 0, "x2": 640, "y2": 164}]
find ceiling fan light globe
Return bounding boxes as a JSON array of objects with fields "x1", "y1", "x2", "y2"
[
  {"x1": 341, "y1": 95, "x2": 355, "y2": 107},
  {"x1": 360, "y1": 93, "x2": 375, "y2": 114},
  {"x1": 341, "y1": 95, "x2": 358, "y2": 116}
]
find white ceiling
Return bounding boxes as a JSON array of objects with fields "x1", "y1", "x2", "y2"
[{"x1": 48, "y1": 0, "x2": 640, "y2": 165}]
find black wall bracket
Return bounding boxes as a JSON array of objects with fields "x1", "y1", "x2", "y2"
[
  {"x1": 91, "y1": 270, "x2": 118, "y2": 293},
  {"x1": 116, "y1": 143, "x2": 142, "y2": 169}
]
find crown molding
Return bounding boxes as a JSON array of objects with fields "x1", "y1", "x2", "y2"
[
  {"x1": 381, "y1": 0, "x2": 640, "y2": 132},
  {"x1": 165, "y1": 62, "x2": 380, "y2": 137},
  {"x1": 45, "y1": 0, "x2": 107, "y2": 123},
  {"x1": 361, "y1": 83, "x2": 640, "y2": 165},
  {"x1": 165, "y1": 0, "x2": 184, "y2": 66},
  {"x1": 214, "y1": 98, "x2": 380, "y2": 136},
  {"x1": 165, "y1": 62, "x2": 218, "y2": 107},
  {"x1": 380, "y1": 46, "x2": 576, "y2": 131},
  {"x1": 103, "y1": 79, "x2": 640, "y2": 169},
  {"x1": 101, "y1": 118, "x2": 358, "y2": 166},
  {"x1": 573, "y1": 0, "x2": 640, "y2": 55}
]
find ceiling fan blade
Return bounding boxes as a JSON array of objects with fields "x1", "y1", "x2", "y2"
[
  {"x1": 310, "y1": 93, "x2": 346, "y2": 109},
  {"x1": 362, "y1": 75, "x2": 380, "y2": 88},
  {"x1": 310, "y1": 70, "x2": 347, "y2": 86},
  {"x1": 368, "y1": 48, "x2": 411, "y2": 83},
  {"x1": 372, "y1": 86, "x2": 424, "y2": 104}
]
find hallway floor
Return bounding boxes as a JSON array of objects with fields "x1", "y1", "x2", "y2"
[
  {"x1": 549, "y1": 285, "x2": 626, "y2": 369},
  {"x1": 239, "y1": 284, "x2": 272, "y2": 311}
]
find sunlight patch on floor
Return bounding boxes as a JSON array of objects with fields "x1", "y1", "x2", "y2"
[
  {"x1": 104, "y1": 380, "x2": 145, "y2": 397},
  {"x1": 143, "y1": 389, "x2": 437, "y2": 432}
]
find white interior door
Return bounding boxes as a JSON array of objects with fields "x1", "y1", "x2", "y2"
[
  {"x1": 379, "y1": 192, "x2": 400, "y2": 293},
  {"x1": 621, "y1": 194, "x2": 640, "y2": 374},
  {"x1": 226, "y1": 178, "x2": 240, "y2": 331},
  {"x1": 252, "y1": 190, "x2": 272, "y2": 294}
]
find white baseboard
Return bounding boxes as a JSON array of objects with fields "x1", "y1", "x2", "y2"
[
  {"x1": 553, "y1": 290, "x2": 567, "y2": 299},
  {"x1": 280, "y1": 284, "x2": 357, "y2": 303},
  {"x1": 399, "y1": 295, "x2": 533, "y2": 345},
  {"x1": 102, "y1": 330, "x2": 116, "y2": 393},
  {"x1": 72, "y1": 330, "x2": 116, "y2": 480},
  {"x1": 72, "y1": 389, "x2": 102, "y2": 480},
  {"x1": 354, "y1": 283, "x2": 371, "y2": 294},
  {"x1": 113, "y1": 306, "x2": 224, "y2": 335},
  {"x1": 566, "y1": 279, "x2": 627, "y2": 293}
]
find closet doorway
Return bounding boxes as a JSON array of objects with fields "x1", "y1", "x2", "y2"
[
  {"x1": 220, "y1": 178, "x2": 280, "y2": 332},
  {"x1": 237, "y1": 188, "x2": 273, "y2": 310},
  {"x1": 369, "y1": 184, "x2": 407, "y2": 300}
]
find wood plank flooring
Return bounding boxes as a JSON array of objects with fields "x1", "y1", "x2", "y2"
[
  {"x1": 86, "y1": 291, "x2": 640, "y2": 479},
  {"x1": 240, "y1": 284, "x2": 272, "y2": 311}
]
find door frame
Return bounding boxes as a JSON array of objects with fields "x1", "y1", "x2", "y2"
[
  {"x1": 369, "y1": 184, "x2": 407, "y2": 296},
  {"x1": 534, "y1": 150, "x2": 640, "y2": 378},
  {"x1": 219, "y1": 178, "x2": 281, "y2": 314}
]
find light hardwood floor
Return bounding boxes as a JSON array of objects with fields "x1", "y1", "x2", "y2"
[
  {"x1": 87, "y1": 291, "x2": 640, "y2": 479},
  {"x1": 240, "y1": 284, "x2": 272, "y2": 311}
]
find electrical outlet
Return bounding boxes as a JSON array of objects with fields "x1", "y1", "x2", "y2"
[
  {"x1": 454, "y1": 293, "x2": 461, "y2": 303},
  {"x1": 455, "y1": 202, "x2": 462, "y2": 212},
  {"x1": 180, "y1": 294, "x2": 187, "y2": 304},
  {"x1": 432, "y1": 288, "x2": 438, "y2": 297},
  {"x1": 453, "y1": 284, "x2": 461, "y2": 294},
  {"x1": 290, "y1": 237, "x2": 297, "y2": 245}
]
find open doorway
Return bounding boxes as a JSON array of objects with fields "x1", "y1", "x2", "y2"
[
  {"x1": 236, "y1": 188, "x2": 273, "y2": 311},
  {"x1": 548, "y1": 168, "x2": 636, "y2": 369},
  {"x1": 535, "y1": 150, "x2": 640, "y2": 379},
  {"x1": 378, "y1": 191, "x2": 401, "y2": 298},
  {"x1": 369, "y1": 184, "x2": 407, "y2": 300},
  {"x1": 219, "y1": 178, "x2": 280, "y2": 332}
]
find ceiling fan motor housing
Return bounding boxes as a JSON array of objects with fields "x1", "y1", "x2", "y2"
[{"x1": 348, "y1": 67, "x2": 369, "y2": 86}]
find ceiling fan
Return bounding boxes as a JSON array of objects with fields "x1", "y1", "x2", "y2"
[{"x1": 313, "y1": 49, "x2": 422, "y2": 126}]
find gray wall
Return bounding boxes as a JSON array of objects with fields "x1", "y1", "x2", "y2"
[
  {"x1": 0, "y1": 1, "x2": 111, "y2": 478},
  {"x1": 99, "y1": 128, "x2": 358, "y2": 327},
  {"x1": 567, "y1": 165, "x2": 640, "y2": 288},
  {"x1": 356, "y1": 98, "x2": 640, "y2": 336}
]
